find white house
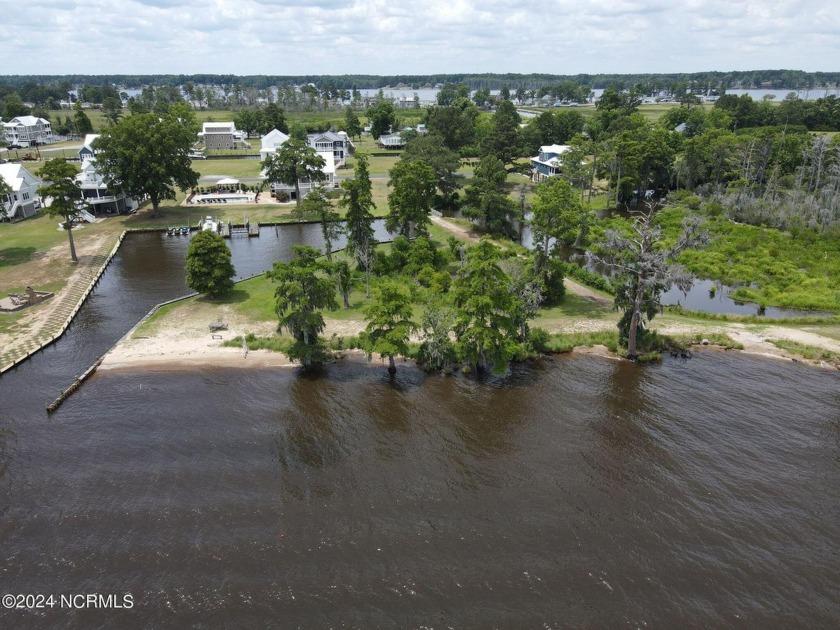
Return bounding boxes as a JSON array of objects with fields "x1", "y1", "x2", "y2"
[
  {"x1": 530, "y1": 144, "x2": 572, "y2": 182},
  {"x1": 200, "y1": 122, "x2": 247, "y2": 150},
  {"x1": 75, "y1": 158, "x2": 140, "y2": 216},
  {"x1": 259, "y1": 128, "x2": 290, "y2": 161},
  {"x1": 1, "y1": 163, "x2": 43, "y2": 221},
  {"x1": 378, "y1": 133, "x2": 405, "y2": 149},
  {"x1": 3, "y1": 116, "x2": 53, "y2": 147},
  {"x1": 267, "y1": 151, "x2": 336, "y2": 201},
  {"x1": 306, "y1": 131, "x2": 354, "y2": 167}
]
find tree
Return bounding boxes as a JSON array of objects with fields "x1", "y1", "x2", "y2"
[
  {"x1": 261, "y1": 139, "x2": 326, "y2": 212},
  {"x1": 261, "y1": 103, "x2": 289, "y2": 134},
  {"x1": 93, "y1": 109, "x2": 199, "y2": 217},
  {"x1": 101, "y1": 97, "x2": 123, "y2": 126},
  {"x1": 366, "y1": 101, "x2": 397, "y2": 139},
  {"x1": 268, "y1": 245, "x2": 339, "y2": 369},
  {"x1": 418, "y1": 301, "x2": 457, "y2": 371},
  {"x1": 499, "y1": 256, "x2": 544, "y2": 341},
  {"x1": 38, "y1": 159, "x2": 85, "y2": 262},
  {"x1": 593, "y1": 206, "x2": 707, "y2": 359},
  {"x1": 344, "y1": 106, "x2": 362, "y2": 140},
  {"x1": 386, "y1": 159, "x2": 437, "y2": 237},
  {"x1": 481, "y1": 100, "x2": 522, "y2": 169},
  {"x1": 401, "y1": 134, "x2": 462, "y2": 207},
  {"x1": 530, "y1": 177, "x2": 589, "y2": 258},
  {"x1": 360, "y1": 281, "x2": 417, "y2": 375},
  {"x1": 73, "y1": 102, "x2": 94, "y2": 136},
  {"x1": 300, "y1": 187, "x2": 342, "y2": 261},
  {"x1": 0, "y1": 178, "x2": 12, "y2": 221},
  {"x1": 452, "y1": 239, "x2": 518, "y2": 374},
  {"x1": 424, "y1": 101, "x2": 479, "y2": 153},
  {"x1": 341, "y1": 153, "x2": 376, "y2": 296},
  {"x1": 437, "y1": 83, "x2": 470, "y2": 106},
  {"x1": 185, "y1": 231, "x2": 236, "y2": 298},
  {"x1": 333, "y1": 260, "x2": 352, "y2": 308},
  {"x1": 461, "y1": 155, "x2": 516, "y2": 237}
]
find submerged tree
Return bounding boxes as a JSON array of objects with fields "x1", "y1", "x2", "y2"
[
  {"x1": 452, "y1": 239, "x2": 518, "y2": 374},
  {"x1": 185, "y1": 230, "x2": 236, "y2": 298},
  {"x1": 417, "y1": 301, "x2": 458, "y2": 371},
  {"x1": 593, "y1": 204, "x2": 707, "y2": 359},
  {"x1": 38, "y1": 158, "x2": 86, "y2": 262},
  {"x1": 360, "y1": 281, "x2": 417, "y2": 375},
  {"x1": 268, "y1": 245, "x2": 338, "y2": 368}
]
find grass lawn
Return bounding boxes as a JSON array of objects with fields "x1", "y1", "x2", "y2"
[{"x1": 192, "y1": 158, "x2": 263, "y2": 179}]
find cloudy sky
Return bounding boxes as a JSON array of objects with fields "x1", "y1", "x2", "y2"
[{"x1": 4, "y1": 0, "x2": 838, "y2": 76}]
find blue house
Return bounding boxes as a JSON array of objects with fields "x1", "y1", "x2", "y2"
[
  {"x1": 78, "y1": 134, "x2": 100, "y2": 162},
  {"x1": 530, "y1": 144, "x2": 571, "y2": 182}
]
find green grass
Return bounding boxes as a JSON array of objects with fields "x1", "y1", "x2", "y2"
[
  {"x1": 191, "y1": 158, "x2": 263, "y2": 179},
  {"x1": 544, "y1": 330, "x2": 619, "y2": 353},
  {"x1": 649, "y1": 205, "x2": 840, "y2": 313},
  {"x1": 666, "y1": 332, "x2": 744, "y2": 350},
  {"x1": 534, "y1": 293, "x2": 616, "y2": 327},
  {"x1": 767, "y1": 339, "x2": 840, "y2": 364}
]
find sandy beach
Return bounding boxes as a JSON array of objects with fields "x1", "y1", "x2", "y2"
[{"x1": 97, "y1": 292, "x2": 840, "y2": 372}]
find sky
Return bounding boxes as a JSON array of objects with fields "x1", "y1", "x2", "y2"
[{"x1": 3, "y1": 0, "x2": 839, "y2": 76}]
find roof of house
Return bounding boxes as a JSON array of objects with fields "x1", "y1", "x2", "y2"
[
  {"x1": 308, "y1": 131, "x2": 347, "y2": 143},
  {"x1": 202, "y1": 122, "x2": 236, "y2": 134},
  {"x1": 539, "y1": 144, "x2": 572, "y2": 155},
  {"x1": 81, "y1": 134, "x2": 101, "y2": 153},
  {"x1": 261, "y1": 128, "x2": 290, "y2": 148},
  {"x1": 0, "y1": 163, "x2": 41, "y2": 192},
  {"x1": 4, "y1": 115, "x2": 50, "y2": 128}
]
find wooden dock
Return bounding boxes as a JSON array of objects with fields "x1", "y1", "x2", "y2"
[{"x1": 220, "y1": 221, "x2": 259, "y2": 238}]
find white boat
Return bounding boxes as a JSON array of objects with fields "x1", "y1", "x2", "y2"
[{"x1": 200, "y1": 216, "x2": 219, "y2": 232}]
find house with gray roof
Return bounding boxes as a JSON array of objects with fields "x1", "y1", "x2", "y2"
[
  {"x1": 3, "y1": 116, "x2": 53, "y2": 147},
  {"x1": 1, "y1": 163, "x2": 43, "y2": 221}
]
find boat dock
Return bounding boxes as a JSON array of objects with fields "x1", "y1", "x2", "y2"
[{"x1": 220, "y1": 219, "x2": 259, "y2": 238}]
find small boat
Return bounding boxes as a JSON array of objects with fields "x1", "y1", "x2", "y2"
[
  {"x1": 165, "y1": 227, "x2": 177, "y2": 236},
  {"x1": 200, "y1": 216, "x2": 219, "y2": 232},
  {"x1": 180, "y1": 226, "x2": 190, "y2": 235}
]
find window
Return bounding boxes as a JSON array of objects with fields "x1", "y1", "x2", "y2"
[{"x1": 22, "y1": 192, "x2": 30, "y2": 200}]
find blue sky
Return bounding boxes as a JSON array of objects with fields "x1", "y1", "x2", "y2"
[{"x1": 3, "y1": 0, "x2": 838, "y2": 75}]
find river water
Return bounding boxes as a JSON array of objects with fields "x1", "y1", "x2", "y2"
[{"x1": 1, "y1": 228, "x2": 840, "y2": 627}]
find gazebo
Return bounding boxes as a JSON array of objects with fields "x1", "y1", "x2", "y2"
[{"x1": 216, "y1": 177, "x2": 240, "y2": 190}]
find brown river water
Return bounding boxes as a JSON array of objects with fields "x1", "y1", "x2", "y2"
[{"x1": 1, "y1": 231, "x2": 840, "y2": 627}]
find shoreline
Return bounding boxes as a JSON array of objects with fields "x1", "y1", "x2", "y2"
[{"x1": 97, "y1": 320, "x2": 840, "y2": 374}]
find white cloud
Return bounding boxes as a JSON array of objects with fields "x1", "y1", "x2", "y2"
[{"x1": 1, "y1": 0, "x2": 837, "y2": 75}]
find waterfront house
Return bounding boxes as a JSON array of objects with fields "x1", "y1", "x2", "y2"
[
  {"x1": 75, "y1": 157, "x2": 139, "y2": 216},
  {"x1": 0, "y1": 163, "x2": 43, "y2": 221},
  {"x1": 3, "y1": 116, "x2": 53, "y2": 147},
  {"x1": 267, "y1": 151, "x2": 336, "y2": 201},
  {"x1": 78, "y1": 134, "x2": 101, "y2": 162},
  {"x1": 306, "y1": 131, "x2": 354, "y2": 167},
  {"x1": 200, "y1": 122, "x2": 247, "y2": 150},
  {"x1": 259, "y1": 128, "x2": 290, "y2": 161},
  {"x1": 530, "y1": 144, "x2": 571, "y2": 182}
]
